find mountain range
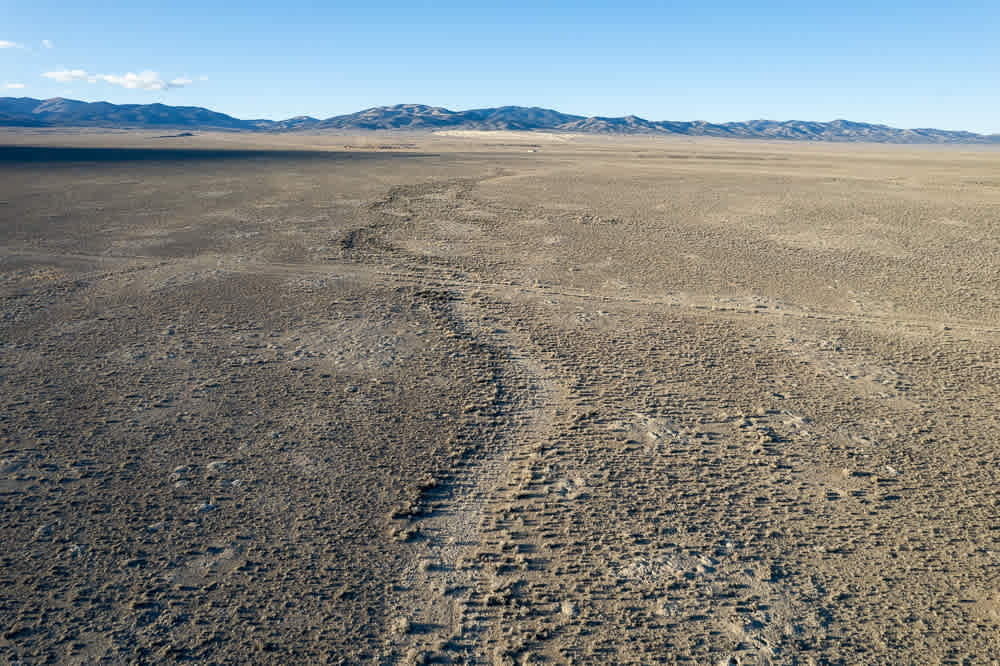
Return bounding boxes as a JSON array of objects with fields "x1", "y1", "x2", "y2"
[{"x1": 2, "y1": 97, "x2": 998, "y2": 144}]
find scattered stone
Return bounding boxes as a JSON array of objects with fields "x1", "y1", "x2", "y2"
[
  {"x1": 391, "y1": 616, "x2": 412, "y2": 635},
  {"x1": 0, "y1": 458, "x2": 25, "y2": 475},
  {"x1": 405, "y1": 648, "x2": 429, "y2": 665}
]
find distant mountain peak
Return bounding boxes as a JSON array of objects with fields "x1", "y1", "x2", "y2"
[{"x1": 1, "y1": 96, "x2": 997, "y2": 144}]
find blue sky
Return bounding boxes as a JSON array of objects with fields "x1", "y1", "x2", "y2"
[{"x1": 2, "y1": 1, "x2": 999, "y2": 132}]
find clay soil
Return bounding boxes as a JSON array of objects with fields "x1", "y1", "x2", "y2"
[{"x1": 2, "y1": 131, "x2": 1000, "y2": 664}]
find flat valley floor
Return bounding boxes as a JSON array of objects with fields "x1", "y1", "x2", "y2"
[{"x1": 1, "y1": 131, "x2": 999, "y2": 664}]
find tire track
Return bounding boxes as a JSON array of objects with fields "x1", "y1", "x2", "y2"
[{"x1": 381, "y1": 291, "x2": 561, "y2": 664}]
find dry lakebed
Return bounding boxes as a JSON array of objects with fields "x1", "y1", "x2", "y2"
[{"x1": 1, "y1": 131, "x2": 999, "y2": 664}]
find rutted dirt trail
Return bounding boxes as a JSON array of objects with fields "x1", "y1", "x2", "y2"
[{"x1": 385, "y1": 295, "x2": 563, "y2": 662}]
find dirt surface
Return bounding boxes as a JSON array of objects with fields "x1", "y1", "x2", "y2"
[{"x1": 1, "y1": 131, "x2": 1000, "y2": 664}]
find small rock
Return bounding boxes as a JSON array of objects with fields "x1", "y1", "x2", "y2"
[
  {"x1": 654, "y1": 599, "x2": 676, "y2": 617},
  {"x1": 391, "y1": 616, "x2": 412, "y2": 635},
  {"x1": 0, "y1": 458, "x2": 25, "y2": 475},
  {"x1": 194, "y1": 502, "x2": 216, "y2": 513},
  {"x1": 405, "y1": 648, "x2": 429, "y2": 665}
]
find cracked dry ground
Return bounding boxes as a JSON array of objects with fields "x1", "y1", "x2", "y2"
[{"x1": 2, "y1": 137, "x2": 1000, "y2": 664}]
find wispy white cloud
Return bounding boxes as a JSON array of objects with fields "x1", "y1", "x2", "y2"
[
  {"x1": 0, "y1": 40, "x2": 23, "y2": 49},
  {"x1": 5, "y1": 82, "x2": 26, "y2": 89},
  {"x1": 42, "y1": 69, "x2": 200, "y2": 90},
  {"x1": 97, "y1": 70, "x2": 174, "y2": 90},
  {"x1": 43, "y1": 69, "x2": 90, "y2": 83},
  {"x1": 42, "y1": 39, "x2": 53, "y2": 49}
]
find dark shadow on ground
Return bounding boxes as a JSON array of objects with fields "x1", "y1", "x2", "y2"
[{"x1": 0, "y1": 145, "x2": 435, "y2": 165}]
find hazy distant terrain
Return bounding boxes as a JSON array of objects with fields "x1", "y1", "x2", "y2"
[
  {"x1": 3, "y1": 97, "x2": 1000, "y2": 143},
  {"x1": 2, "y1": 132, "x2": 1000, "y2": 663}
]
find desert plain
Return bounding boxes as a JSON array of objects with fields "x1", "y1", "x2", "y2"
[{"x1": 1, "y1": 130, "x2": 999, "y2": 664}]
